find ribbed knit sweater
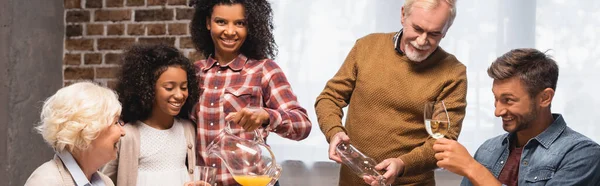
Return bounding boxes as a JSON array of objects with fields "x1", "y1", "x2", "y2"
[{"x1": 315, "y1": 32, "x2": 467, "y2": 186}]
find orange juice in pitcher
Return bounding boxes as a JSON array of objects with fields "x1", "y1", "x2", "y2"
[
  {"x1": 233, "y1": 175, "x2": 272, "y2": 186},
  {"x1": 207, "y1": 121, "x2": 282, "y2": 186}
]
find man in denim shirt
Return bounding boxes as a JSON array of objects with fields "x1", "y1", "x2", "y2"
[{"x1": 432, "y1": 48, "x2": 600, "y2": 186}]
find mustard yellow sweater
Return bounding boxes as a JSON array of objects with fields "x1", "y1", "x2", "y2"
[{"x1": 315, "y1": 32, "x2": 467, "y2": 186}]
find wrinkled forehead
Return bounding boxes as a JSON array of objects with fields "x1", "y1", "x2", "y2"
[{"x1": 406, "y1": 2, "x2": 452, "y2": 33}]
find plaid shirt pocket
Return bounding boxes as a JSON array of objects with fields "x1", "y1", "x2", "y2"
[{"x1": 222, "y1": 86, "x2": 263, "y2": 114}]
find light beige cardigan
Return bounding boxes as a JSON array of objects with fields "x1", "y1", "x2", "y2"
[
  {"x1": 25, "y1": 155, "x2": 114, "y2": 186},
  {"x1": 102, "y1": 119, "x2": 197, "y2": 186}
]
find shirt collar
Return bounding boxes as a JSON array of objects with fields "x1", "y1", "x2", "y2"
[
  {"x1": 533, "y1": 113, "x2": 567, "y2": 149},
  {"x1": 393, "y1": 29, "x2": 404, "y2": 55},
  {"x1": 201, "y1": 54, "x2": 248, "y2": 72},
  {"x1": 56, "y1": 150, "x2": 105, "y2": 186},
  {"x1": 502, "y1": 113, "x2": 567, "y2": 149}
]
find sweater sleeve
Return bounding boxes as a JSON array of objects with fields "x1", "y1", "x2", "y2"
[
  {"x1": 399, "y1": 60, "x2": 468, "y2": 176},
  {"x1": 314, "y1": 40, "x2": 360, "y2": 143}
]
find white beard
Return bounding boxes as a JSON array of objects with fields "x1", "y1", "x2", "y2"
[{"x1": 404, "y1": 41, "x2": 432, "y2": 62}]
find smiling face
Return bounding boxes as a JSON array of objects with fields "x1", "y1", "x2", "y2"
[
  {"x1": 88, "y1": 116, "x2": 125, "y2": 163},
  {"x1": 207, "y1": 3, "x2": 248, "y2": 60},
  {"x1": 400, "y1": 1, "x2": 451, "y2": 62},
  {"x1": 153, "y1": 66, "x2": 189, "y2": 117},
  {"x1": 492, "y1": 76, "x2": 539, "y2": 134}
]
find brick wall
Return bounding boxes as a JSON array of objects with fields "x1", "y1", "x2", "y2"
[{"x1": 63, "y1": 0, "x2": 201, "y2": 88}]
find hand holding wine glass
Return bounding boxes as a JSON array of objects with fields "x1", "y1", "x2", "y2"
[{"x1": 424, "y1": 101, "x2": 450, "y2": 139}]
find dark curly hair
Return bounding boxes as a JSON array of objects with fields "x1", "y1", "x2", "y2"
[
  {"x1": 116, "y1": 43, "x2": 200, "y2": 124},
  {"x1": 190, "y1": 0, "x2": 277, "y2": 60}
]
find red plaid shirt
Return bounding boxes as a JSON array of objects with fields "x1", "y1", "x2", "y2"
[{"x1": 191, "y1": 54, "x2": 312, "y2": 185}]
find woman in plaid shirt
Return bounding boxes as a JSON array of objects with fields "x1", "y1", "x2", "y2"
[{"x1": 189, "y1": 0, "x2": 312, "y2": 185}]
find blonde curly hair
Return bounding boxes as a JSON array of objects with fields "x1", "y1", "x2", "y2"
[{"x1": 36, "y1": 82, "x2": 121, "y2": 153}]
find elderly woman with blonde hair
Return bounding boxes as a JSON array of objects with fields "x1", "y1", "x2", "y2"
[{"x1": 25, "y1": 82, "x2": 125, "y2": 186}]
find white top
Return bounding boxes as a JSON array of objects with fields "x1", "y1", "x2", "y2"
[{"x1": 137, "y1": 120, "x2": 190, "y2": 186}]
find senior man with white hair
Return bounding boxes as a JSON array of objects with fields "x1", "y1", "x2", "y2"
[{"x1": 315, "y1": 0, "x2": 467, "y2": 185}]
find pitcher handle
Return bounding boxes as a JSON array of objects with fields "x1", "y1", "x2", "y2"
[
  {"x1": 225, "y1": 119, "x2": 266, "y2": 144},
  {"x1": 266, "y1": 164, "x2": 282, "y2": 186},
  {"x1": 247, "y1": 104, "x2": 267, "y2": 144},
  {"x1": 254, "y1": 129, "x2": 266, "y2": 144}
]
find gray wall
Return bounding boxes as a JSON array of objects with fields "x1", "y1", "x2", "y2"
[{"x1": 0, "y1": 0, "x2": 64, "y2": 185}]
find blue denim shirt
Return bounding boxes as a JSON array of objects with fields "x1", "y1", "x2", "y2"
[{"x1": 461, "y1": 114, "x2": 600, "y2": 186}]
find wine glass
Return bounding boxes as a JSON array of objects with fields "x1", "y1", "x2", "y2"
[
  {"x1": 423, "y1": 101, "x2": 450, "y2": 139},
  {"x1": 184, "y1": 166, "x2": 216, "y2": 186}
]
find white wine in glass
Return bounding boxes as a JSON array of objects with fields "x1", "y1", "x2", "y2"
[{"x1": 424, "y1": 101, "x2": 450, "y2": 139}]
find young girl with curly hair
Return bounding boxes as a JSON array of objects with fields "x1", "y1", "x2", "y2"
[
  {"x1": 102, "y1": 44, "x2": 201, "y2": 186},
  {"x1": 189, "y1": 0, "x2": 312, "y2": 185}
]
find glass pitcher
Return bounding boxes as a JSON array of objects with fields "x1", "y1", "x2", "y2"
[{"x1": 206, "y1": 121, "x2": 282, "y2": 186}]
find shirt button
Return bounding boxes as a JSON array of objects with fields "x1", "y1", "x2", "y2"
[
  {"x1": 523, "y1": 161, "x2": 528, "y2": 166},
  {"x1": 210, "y1": 122, "x2": 214, "y2": 126},
  {"x1": 534, "y1": 176, "x2": 538, "y2": 180},
  {"x1": 210, "y1": 102, "x2": 214, "y2": 106},
  {"x1": 216, "y1": 63, "x2": 219, "y2": 65},
  {"x1": 188, "y1": 144, "x2": 193, "y2": 149},
  {"x1": 217, "y1": 71, "x2": 221, "y2": 74},
  {"x1": 212, "y1": 163, "x2": 216, "y2": 167},
  {"x1": 500, "y1": 161, "x2": 504, "y2": 164},
  {"x1": 214, "y1": 86, "x2": 217, "y2": 89}
]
